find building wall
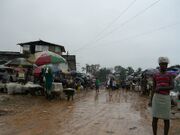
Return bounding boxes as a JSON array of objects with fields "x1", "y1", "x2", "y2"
[
  {"x1": 62, "y1": 55, "x2": 76, "y2": 71},
  {"x1": 0, "y1": 51, "x2": 25, "y2": 64},
  {"x1": 22, "y1": 45, "x2": 62, "y2": 55}
]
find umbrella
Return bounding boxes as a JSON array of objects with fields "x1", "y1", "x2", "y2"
[
  {"x1": 33, "y1": 66, "x2": 43, "y2": 77},
  {"x1": 126, "y1": 75, "x2": 134, "y2": 80},
  {"x1": 75, "y1": 77, "x2": 84, "y2": 84},
  {"x1": 0, "y1": 65, "x2": 14, "y2": 74},
  {"x1": 108, "y1": 74, "x2": 115, "y2": 79},
  {"x1": 28, "y1": 51, "x2": 66, "y2": 66},
  {"x1": 174, "y1": 74, "x2": 180, "y2": 92},
  {"x1": 5, "y1": 58, "x2": 32, "y2": 67},
  {"x1": 143, "y1": 68, "x2": 159, "y2": 76},
  {"x1": 167, "y1": 70, "x2": 179, "y2": 77},
  {"x1": 33, "y1": 64, "x2": 61, "y2": 77},
  {"x1": 175, "y1": 74, "x2": 180, "y2": 82},
  {"x1": 0, "y1": 65, "x2": 13, "y2": 70}
]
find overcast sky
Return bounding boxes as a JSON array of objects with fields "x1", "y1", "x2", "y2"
[{"x1": 0, "y1": 0, "x2": 180, "y2": 71}]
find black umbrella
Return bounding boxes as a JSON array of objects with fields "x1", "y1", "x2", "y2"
[{"x1": 75, "y1": 77, "x2": 84, "y2": 84}]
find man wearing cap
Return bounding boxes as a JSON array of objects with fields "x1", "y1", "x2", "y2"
[{"x1": 151, "y1": 57, "x2": 174, "y2": 135}]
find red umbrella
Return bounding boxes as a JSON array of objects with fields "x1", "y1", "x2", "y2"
[{"x1": 33, "y1": 66, "x2": 43, "y2": 77}]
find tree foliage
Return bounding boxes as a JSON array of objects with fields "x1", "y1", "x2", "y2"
[
  {"x1": 114, "y1": 65, "x2": 127, "y2": 81},
  {"x1": 126, "y1": 66, "x2": 134, "y2": 76},
  {"x1": 95, "y1": 68, "x2": 112, "y2": 82},
  {"x1": 134, "y1": 67, "x2": 142, "y2": 75},
  {"x1": 82, "y1": 64, "x2": 100, "y2": 75}
]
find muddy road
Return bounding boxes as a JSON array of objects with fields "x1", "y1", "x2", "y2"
[{"x1": 0, "y1": 89, "x2": 180, "y2": 135}]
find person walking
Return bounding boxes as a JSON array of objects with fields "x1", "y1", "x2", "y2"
[
  {"x1": 112, "y1": 79, "x2": 117, "y2": 90},
  {"x1": 151, "y1": 57, "x2": 174, "y2": 135},
  {"x1": 95, "y1": 78, "x2": 100, "y2": 93},
  {"x1": 17, "y1": 66, "x2": 25, "y2": 84},
  {"x1": 44, "y1": 67, "x2": 53, "y2": 100}
]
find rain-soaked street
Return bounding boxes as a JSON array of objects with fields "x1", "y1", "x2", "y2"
[{"x1": 0, "y1": 89, "x2": 180, "y2": 135}]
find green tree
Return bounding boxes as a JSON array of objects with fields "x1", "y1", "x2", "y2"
[
  {"x1": 85, "y1": 64, "x2": 100, "y2": 75},
  {"x1": 135, "y1": 67, "x2": 142, "y2": 75},
  {"x1": 114, "y1": 65, "x2": 124, "y2": 74},
  {"x1": 95, "y1": 68, "x2": 111, "y2": 82},
  {"x1": 114, "y1": 65, "x2": 127, "y2": 81},
  {"x1": 81, "y1": 67, "x2": 86, "y2": 73},
  {"x1": 126, "y1": 66, "x2": 134, "y2": 76}
]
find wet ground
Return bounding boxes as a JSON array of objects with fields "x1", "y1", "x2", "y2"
[{"x1": 0, "y1": 89, "x2": 180, "y2": 135}]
